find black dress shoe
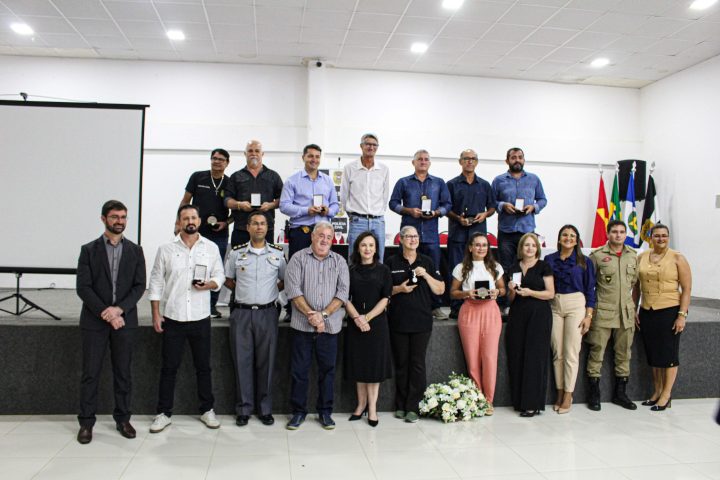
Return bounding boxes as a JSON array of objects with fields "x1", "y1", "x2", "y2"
[
  {"x1": 650, "y1": 398, "x2": 672, "y2": 411},
  {"x1": 77, "y1": 426, "x2": 92, "y2": 444},
  {"x1": 258, "y1": 414, "x2": 275, "y2": 426},
  {"x1": 236, "y1": 415, "x2": 249, "y2": 426},
  {"x1": 368, "y1": 417, "x2": 379, "y2": 427},
  {"x1": 520, "y1": 410, "x2": 540, "y2": 418},
  {"x1": 116, "y1": 421, "x2": 136, "y2": 439},
  {"x1": 641, "y1": 399, "x2": 658, "y2": 406}
]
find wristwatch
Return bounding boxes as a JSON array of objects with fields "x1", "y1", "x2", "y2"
[
  {"x1": 678, "y1": 310, "x2": 688, "y2": 318},
  {"x1": 321, "y1": 311, "x2": 329, "y2": 320}
]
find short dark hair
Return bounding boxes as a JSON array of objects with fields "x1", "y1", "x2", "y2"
[
  {"x1": 303, "y1": 144, "x2": 322, "y2": 156},
  {"x1": 350, "y1": 231, "x2": 379, "y2": 266},
  {"x1": 101, "y1": 200, "x2": 127, "y2": 217},
  {"x1": 247, "y1": 211, "x2": 268, "y2": 225},
  {"x1": 606, "y1": 219, "x2": 626, "y2": 233},
  {"x1": 177, "y1": 204, "x2": 200, "y2": 219},
  {"x1": 651, "y1": 223, "x2": 669, "y2": 236},
  {"x1": 211, "y1": 148, "x2": 229, "y2": 161},
  {"x1": 506, "y1": 147, "x2": 524, "y2": 160}
]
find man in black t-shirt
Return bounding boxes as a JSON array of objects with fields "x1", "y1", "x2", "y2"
[
  {"x1": 224, "y1": 140, "x2": 284, "y2": 247},
  {"x1": 180, "y1": 148, "x2": 231, "y2": 318}
]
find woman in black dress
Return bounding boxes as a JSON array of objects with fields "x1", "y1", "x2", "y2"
[
  {"x1": 344, "y1": 231, "x2": 393, "y2": 427},
  {"x1": 505, "y1": 233, "x2": 555, "y2": 417}
]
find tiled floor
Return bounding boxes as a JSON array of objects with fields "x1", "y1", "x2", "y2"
[{"x1": 2, "y1": 399, "x2": 718, "y2": 480}]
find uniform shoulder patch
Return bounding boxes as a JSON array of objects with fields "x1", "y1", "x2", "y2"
[
  {"x1": 268, "y1": 242, "x2": 284, "y2": 251},
  {"x1": 233, "y1": 242, "x2": 249, "y2": 250}
]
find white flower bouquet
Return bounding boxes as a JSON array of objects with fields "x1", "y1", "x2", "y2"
[{"x1": 419, "y1": 372, "x2": 489, "y2": 423}]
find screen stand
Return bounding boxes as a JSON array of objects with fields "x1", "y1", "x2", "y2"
[{"x1": 0, "y1": 272, "x2": 60, "y2": 320}]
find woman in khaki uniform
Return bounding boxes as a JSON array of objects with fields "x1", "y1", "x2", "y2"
[{"x1": 635, "y1": 224, "x2": 692, "y2": 411}]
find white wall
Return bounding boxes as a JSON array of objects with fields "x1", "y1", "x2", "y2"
[
  {"x1": 640, "y1": 55, "x2": 720, "y2": 299},
  {"x1": 0, "y1": 55, "x2": 646, "y2": 293}
]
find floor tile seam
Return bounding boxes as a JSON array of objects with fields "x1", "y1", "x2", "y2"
[
  {"x1": 685, "y1": 462, "x2": 718, "y2": 479},
  {"x1": 435, "y1": 445, "x2": 479, "y2": 479},
  {"x1": 538, "y1": 466, "x2": 632, "y2": 479},
  {"x1": 27, "y1": 456, "x2": 57, "y2": 480},
  {"x1": 630, "y1": 435, "x2": 693, "y2": 464},
  {"x1": 508, "y1": 440, "x2": 612, "y2": 471}
]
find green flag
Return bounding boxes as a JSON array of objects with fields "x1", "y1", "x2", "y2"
[{"x1": 609, "y1": 171, "x2": 621, "y2": 221}]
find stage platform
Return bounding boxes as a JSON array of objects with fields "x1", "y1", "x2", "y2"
[{"x1": 1, "y1": 289, "x2": 718, "y2": 415}]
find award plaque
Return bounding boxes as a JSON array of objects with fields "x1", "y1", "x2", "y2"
[
  {"x1": 514, "y1": 198, "x2": 525, "y2": 211},
  {"x1": 512, "y1": 272, "x2": 522, "y2": 290},
  {"x1": 251, "y1": 193, "x2": 261, "y2": 207},
  {"x1": 313, "y1": 194, "x2": 324, "y2": 208},
  {"x1": 474, "y1": 280, "x2": 490, "y2": 299},
  {"x1": 192, "y1": 264, "x2": 207, "y2": 285},
  {"x1": 421, "y1": 197, "x2": 432, "y2": 216},
  {"x1": 410, "y1": 269, "x2": 418, "y2": 284}
]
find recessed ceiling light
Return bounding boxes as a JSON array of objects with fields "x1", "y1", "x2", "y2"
[
  {"x1": 411, "y1": 42, "x2": 428, "y2": 54},
  {"x1": 166, "y1": 29, "x2": 185, "y2": 41},
  {"x1": 442, "y1": 0, "x2": 465, "y2": 9},
  {"x1": 11, "y1": 23, "x2": 34, "y2": 35},
  {"x1": 689, "y1": 0, "x2": 717, "y2": 10},
  {"x1": 590, "y1": 57, "x2": 610, "y2": 68}
]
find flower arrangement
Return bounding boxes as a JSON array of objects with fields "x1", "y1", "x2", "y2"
[{"x1": 419, "y1": 373, "x2": 489, "y2": 423}]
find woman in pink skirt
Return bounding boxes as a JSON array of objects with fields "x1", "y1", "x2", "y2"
[{"x1": 450, "y1": 233, "x2": 506, "y2": 415}]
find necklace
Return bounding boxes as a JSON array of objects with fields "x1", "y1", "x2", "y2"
[{"x1": 210, "y1": 173, "x2": 223, "y2": 195}]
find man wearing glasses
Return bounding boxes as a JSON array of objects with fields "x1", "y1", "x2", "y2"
[
  {"x1": 446, "y1": 149, "x2": 496, "y2": 319},
  {"x1": 340, "y1": 133, "x2": 390, "y2": 261}
]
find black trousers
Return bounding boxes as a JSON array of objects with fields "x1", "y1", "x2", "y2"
[
  {"x1": 78, "y1": 325, "x2": 135, "y2": 428},
  {"x1": 390, "y1": 330, "x2": 432, "y2": 414},
  {"x1": 157, "y1": 317, "x2": 214, "y2": 416}
]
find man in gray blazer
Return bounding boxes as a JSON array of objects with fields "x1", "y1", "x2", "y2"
[{"x1": 76, "y1": 200, "x2": 146, "y2": 444}]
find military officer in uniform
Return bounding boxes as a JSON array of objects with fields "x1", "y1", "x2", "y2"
[
  {"x1": 586, "y1": 220, "x2": 639, "y2": 411},
  {"x1": 224, "y1": 211, "x2": 286, "y2": 426}
]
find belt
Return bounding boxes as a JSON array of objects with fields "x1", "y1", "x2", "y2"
[
  {"x1": 290, "y1": 226, "x2": 312, "y2": 234},
  {"x1": 235, "y1": 302, "x2": 275, "y2": 310},
  {"x1": 348, "y1": 212, "x2": 382, "y2": 219}
]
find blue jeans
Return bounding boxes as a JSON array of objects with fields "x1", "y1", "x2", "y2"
[
  {"x1": 347, "y1": 215, "x2": 386, "y2": 262},
  {"x1": 289, "y1": 330, "x2": 338, "y2": 415},
  {"x1": 207, "y1": 235, "x2": 228, "y2": 310},
  {"x1": 418, "y1": 242, "x2": 442, "y2": 309}
]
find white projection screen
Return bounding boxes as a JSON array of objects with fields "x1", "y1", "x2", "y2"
[{"x1": 0, "y1": 101, "x2": 146, "y2": 281}]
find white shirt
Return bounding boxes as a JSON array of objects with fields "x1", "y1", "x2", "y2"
[
  {"x1": 148, "y1": 235, "x2": 224, "y2": 322},
  {"x1": 340, "y1": 158, "x2": 389, "y2": 216},
  {"x1": 452, "y1": 261, "x2": 504, "y2": 292}
]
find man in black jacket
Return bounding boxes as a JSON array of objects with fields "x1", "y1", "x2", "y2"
[{"x1": 76, "y1": 200, "x2": 146, "y2": 444}]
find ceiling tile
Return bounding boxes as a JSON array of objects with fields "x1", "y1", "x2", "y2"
[
  {"x1": 483, "y1": 24, "x2": 535, "y2": 42},
  {"x1": 524, "y1": 59, "x2": 574, "y2": 74},
  {"x1": 588, "y1": 12, "x2": 651, "y2": 35},
  {"x1": 257, "y1": 25, "x2": 300, "y2": 42},
  {"x1": 302, "y1": 9, "x2": 353, "y2": 28},
  {"x1": 543, "y1": 8, "x2": 604, "y2": 30},
  {"x1": 338, "y1": 45, "x2": 382, "y2": 62},
  {"x1": 492, "y1": 56, "x2": 537, "y2": 71},
  {"x1": 378, "y1": 47, "x2": 418, "y2": 62},
  {"x1": 604, "y1": 35, "x2": 658, "y2": 53},
  {"x1": 413, "y1": 51, "x2": 463, "y2": 66},
  {"x1": 215, "y1": 40, "x2": 256, "y2": 55},
  {"x1": 506, "y1": 43, "x2": 557, "y2": 59},
  {"x1": 205, "y1": 5, "x2": 254, "y2": 25},
  {"x1": 565, "y1": 0, "x2": 621, "y2": 11},
  {"x1": 163, "y1": 22, "x2": 212, "y2": 40},
  {"x1": 40, "y1": 33, "x2": 88, "y2": 48},
  {"x1": 405, "y1": 0, "x2": 454, "y2": 19},
  {"x1": 21, "y1": 16, "x2": 75, "y2": 34},
  {"x1": 84, "y1": 35, "x2": 131, "y2": 49},
  {"x1": 565, "y1": 30, "x2": 620, "y2": 49},
  {"x1": 610, "y1": 0, "x2": 677, "y2": 16},
  {"x1": 544, "y1": 46, "x2": 594, "y2": 62},
  {"x1": 117, "y1": 21, "x2": 166, "y2": 37},
  {"x1": 94, "y1": 48, "x2": 140, "y2": 59},
  {"x1": 54, "y1": 0, "x2": 110, "y2": 19},
  {"x1": 456, "y1": 53, "x2": 503, "y2": 67},
  {"x1": 343, "y1": 30, "x2": 390, "y2": 48},
  {"x1": 131, "y1": 37, "x2": 175, "y2": 51},
  {"x1": 671, "y1": 20, "x2": 720, "y2": 42},
  {"x1": 133, "y1": 49, "x2": 179, "y2": 61},
  {"x1": 173, "y1": 38, "x2": 216, "y2": 53},
  {"x1": 103, "y1": 1, "x2": 158, "y2": 22},
  {"x1": 643, "y1": 38, "x2": 695, "y2": 56},
  {"x1": 69, "y1": 18, "x2": 122, "y2": 36},
  {"x1": 296, "y1": 42, "x2": 341, "y2": 58},
  {"x1": 680, "y1": 39, "x2": 720, "y2": 59},
  {"x1": 499, "y1": 4, "x2": 557, "y2": 27},
  {"x1": 429, "y1": 36, "x2": 476, "y2": 53},
  {"x1": 395, "y1": 16, "x2": 448, "y2": 36},
  {"x1": 386, "y1": 33, "x2": 435, "y2": 49},
  {"x1": 350, "y1": 13, "x2": 401, "y2": 33},
  {"x1": 300, "y1": 27, "x2": 346, "y2": 44},
  {"x1": 659, "y1": 3, "x2": 709, "y2": 21},
  {"x1": 212, "y1": 28, "x2": 256, "y2": 43},
  {"x1": 443, "y1": 19, "x2": 492, "y2": 39},
  {"x1": 466, "y1": 40, "x2": 516, "y2": 56},
  {"x1": 1, "y1": 0, "x2": 59, "y2": 16},
  {"x1": 459, "y1": 1, "x2": 512, "y2": 23},
  {"x1": 356, "y1": 0, "x2": 409, "y2": 15},
  {"x1": 306, "y1": 0, "x2": 357, "y2": 11},
  {"x1": 155, "y1": 3, "x2": 207, "y2": 23},
  {"x1": 524, "y1": 27, "x2": 579, "y2": 46},
  {"x1": 634, "y1": 17, "x2": 693, "y2": 38},
  {"x1": 255, "y1": 5, "x2": 303, "y2": 26},
  {"x1": 252, "y1": 0, "x2": 304, "y2": 6}
]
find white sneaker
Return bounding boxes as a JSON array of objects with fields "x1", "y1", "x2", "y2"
[
  {"x1": 150, "y1": 413, "x2": 171, "y2": 433},
  {"x1": 432, "y1": 308, "x2": 449, "y2": 320},
  {"x1": 200, "y1": 409, "x2": 220, "y2": 429}
]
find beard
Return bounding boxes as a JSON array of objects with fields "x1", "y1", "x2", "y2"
[
  {"x1": 509, "y1": 162, "x2": 524, "y2": 172},
  {"x1": 105, "y1": 223, "x2": 125, "y2": 234},
  {"x1": 183, "y1": 224, "x2": 198, "y2": 234}
]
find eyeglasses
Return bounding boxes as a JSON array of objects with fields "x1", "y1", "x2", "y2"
[
  {"x1": 362, "y1": 142, "x2": 379, "y2": 148},
  {"x1": 403, "y1": 235, "x2": 419, "y2": 240},
  {"x1": 461, "y1": 157, "x2": 478, "y2": 162}
]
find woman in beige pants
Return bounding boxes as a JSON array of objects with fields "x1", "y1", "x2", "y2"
[{"x1": 545, "y1": 225, "x2": 596, "y2": 414}]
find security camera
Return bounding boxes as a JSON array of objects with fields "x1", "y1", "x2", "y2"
[{"x1": 315, "y1": 60, "x2": 323, "y2": 68}]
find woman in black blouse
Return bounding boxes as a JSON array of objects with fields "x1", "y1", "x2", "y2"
[
  {"x1": 505, "y1": 233, "x2": 555, "y2": 417},
  {"x1": 385, "y1": 226, "x2": 445, "y2": 423},
  {"x1": 345, "y1": 232, "x2": 393, "y2": 427}
]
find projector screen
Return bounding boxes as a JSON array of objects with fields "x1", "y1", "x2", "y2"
[{"x1": 0, "y1": 101, "x2": 146, "y2": 272}]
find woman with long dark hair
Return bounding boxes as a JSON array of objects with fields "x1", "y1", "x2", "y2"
[
  {"x1": 545, "y1": 225, "x2": 596, "y2": 414},
  {"x1": 344, "y1": 231, "x2": 393, "y2": 427},
  {"x1": 449, "y1": 233, "x2": 505, "y2": 415}
]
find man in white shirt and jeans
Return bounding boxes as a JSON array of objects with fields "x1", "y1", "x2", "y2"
[{"x1": 148, "y1": 205, "x2": 225, "y2": 432}]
